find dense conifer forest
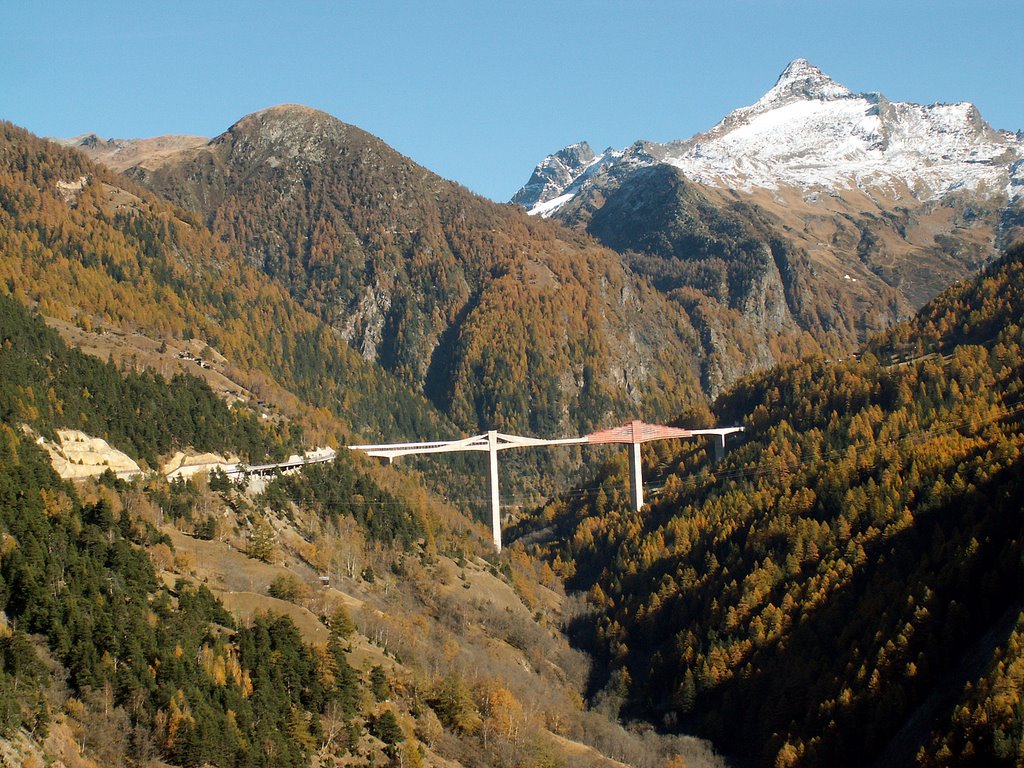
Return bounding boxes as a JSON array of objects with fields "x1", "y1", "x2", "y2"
[
  {"x1": 0, "y1": 121, "x2": 451, "y2": 444},
  {"x1": 0, "y1": 422, "x2": 372, "y2": 767},
  {"x1": 0, "y1": 298, "x2": 364, "y2": 765},
  {"x1": 514, "y1": 242, "x2": 1024, "y2": 766},
  {"x1": 0, "y1": 293, "x2": 292, "y2": 466}
]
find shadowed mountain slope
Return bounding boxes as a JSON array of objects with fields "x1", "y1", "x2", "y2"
[{"x1": 513, "y1": 241, "x2": 1024, "y2": 767}]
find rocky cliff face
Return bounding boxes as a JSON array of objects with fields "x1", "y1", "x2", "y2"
[{"x1": 510, "y1": 141, "x2": 598, "y2": 211}]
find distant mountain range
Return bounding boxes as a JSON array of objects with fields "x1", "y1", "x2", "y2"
[
  {"x1": 513, "y1": 59, "x2": 1024, "y2": 391},
  {"x1": 58, "y1": 61, "x2": 1024, "y2": 403}
]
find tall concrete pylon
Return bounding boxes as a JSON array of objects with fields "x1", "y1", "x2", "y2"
[
  {"x1": 487, "y1": 431, "x2": 501, "y2": 551},
  {"x1": 584, "y1": 420, "x2": 744, "y2": 511},
  {"x1": 350, "y1": 430, "x2": 586, "y2": 551}
]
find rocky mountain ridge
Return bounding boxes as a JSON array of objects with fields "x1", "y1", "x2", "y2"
[
  {"x1": 53, "y1": 132, "x2": 209, "y2": 172},
  {"x1": 516, "y1": 59, "x2": 1023, "y2": 213}
]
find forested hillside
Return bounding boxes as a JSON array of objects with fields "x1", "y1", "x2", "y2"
[
  {"x1": 0, "y1": 424, "x2": 359, "y2": 767},
  {"x1": 0, "y1": 297, "x2": 372, "y2": 765},
  {"x1": 0, "y1": 315, "x2": 420, "y2": 765},
  {"x1": 101, "y1": 105, "x2": 709, "y2": 438},
  {"x1": 0, "y1": 292, "x2": 292, "y2": 467},
  {"x1": 0, "y1": 121, "x2": 449, "y2": 443},
  {"x1": 0, "y1": 297, "x2": 721, "y2": 768},
  {"x1": 513, "y1": 240, "x2": 1024, "y2": 766}
]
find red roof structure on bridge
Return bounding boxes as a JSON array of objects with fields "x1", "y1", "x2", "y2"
[{"x1": 584, "y1": 419, "x2": 694, "y2": 445}]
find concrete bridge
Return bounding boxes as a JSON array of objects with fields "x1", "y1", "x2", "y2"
[
  {"x1": 351, "y1": 420, "x2": 743, "y2": 551},
  {"x1": 227, "y1": 449, "x2": 336, "y2": 478}
]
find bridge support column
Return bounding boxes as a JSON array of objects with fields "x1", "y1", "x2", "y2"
[
  {"x1": 487, "y1": 430, "x2": 502, "y2": 552},
  {"x1": 629, "y1": 442, "x2": 644, "y2": 512},
  {"x1": 712, "y1": 433, "x2": 726, "y2": 463}
]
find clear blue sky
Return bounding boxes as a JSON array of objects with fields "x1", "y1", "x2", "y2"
[{"x1": 3, "y1": 0, "x2": 1021, "y2": 201}]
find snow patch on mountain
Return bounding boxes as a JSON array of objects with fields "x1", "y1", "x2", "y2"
[
  {"x1": 530, "y1": 192, "x2": 578, "y2": 218},
  {"x1": 517, "y1": 59, "x2": 1024, "y2": 216}
]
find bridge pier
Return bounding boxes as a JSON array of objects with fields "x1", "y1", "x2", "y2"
[
  {"x1": 350, "y1": 430, "x2": 585, "y2": 553},
  {"x1": 712, "y1": 432, "x2": 727, "y2": 463},
  {"x1": 487, "y1": 431, "x2": 502, "y2": 552},
  {"x1": 590, "y1": 423, "x2": 744, "y2": 513},
  {"x1": 629, "y1": 442, "x2": 644, "y2": 512}
]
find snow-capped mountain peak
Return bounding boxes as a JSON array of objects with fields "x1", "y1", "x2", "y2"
[
  {"x1": 759, "y1": 58, "x2": 853, "y2": 107},
  {"x1": 515, "y1": 59, "x2": 1024, "y2": 216}
]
